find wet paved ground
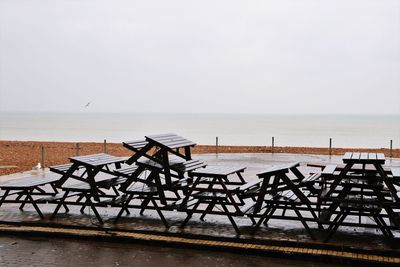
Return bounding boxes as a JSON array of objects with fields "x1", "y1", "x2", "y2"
[
  {"x1": 0, "y1": 235, "x2": 341, "y2": 267},
  {"x1": 0, "y1": 153, "x2": 399, "y2": 265}
]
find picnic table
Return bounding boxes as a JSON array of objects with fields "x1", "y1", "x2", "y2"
[
  {"x1": 123, "y1": 133, "x2": 197, "y2": 187},
  {"x1": 55, "y1": 153, "x2": 125, "y2": 201},
  {"x1": 178, "y1": 165, "x2": 247, "y2": 235},
  {"x1": 319, "y1": 152, "x2": 400, "y2": 241},
  {"x1": 49, "y1": 153, "x2": 126, "y2": 224},
  {"x1": 120, "y1": 134, "x2": 205, "y2": 202},
  {"x1": 240, "y1": 162, "x2": 321, "y2": 239},
  {"x1": 0, "y1": 173, "x2": 61, "y2": 218},
  {"x1": 113, "y1": 134, "x2": 207, "y2": 225}
]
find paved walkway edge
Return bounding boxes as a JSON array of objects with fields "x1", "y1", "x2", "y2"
[{"x1": 0, "y1": 223, "x2": 399, "y2": 266}]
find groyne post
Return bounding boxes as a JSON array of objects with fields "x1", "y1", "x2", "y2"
[
  {"x1": 216, "y1": 136, "x2": 219, "y2": 155},
  {"x1": 76, "y1": 143, "x2": 80, "y2": 156},
  {"x1": 103, "y1": 139, "x2": 107, "y2": 153},
  {"x1": 329, "y1": 138, "x2": 332, "y2": 156},
  {"x1": 390, "y1": 139, "x2": 393, "y2": 158},
  {"x1": 40, "y1": 145, "x2": 45, "y2": 169},
  {"x1": 272, "y1": 136, "x2": 275, "y2": 154}
]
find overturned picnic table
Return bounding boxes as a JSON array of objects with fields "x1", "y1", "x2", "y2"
[
  {"x1": 123, "y1": 133, "x2": 198, "y2": 187},
  {"x1": 115, "y1": 134, "x2": 207, "y2": 225}
]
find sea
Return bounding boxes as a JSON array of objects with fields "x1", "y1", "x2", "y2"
[{"x1": 0, "y1": 112, "x2": 399, "y2": 148}]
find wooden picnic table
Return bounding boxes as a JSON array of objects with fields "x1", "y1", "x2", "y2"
[
  {"x1": 319, "y1": 152, "x2": 400, "y2": 241},
  {"x1": 242, "y1": 162, "x2": 321, "y2": 239},
  {"x1": 0, "y1": 173, "x2": 61, "y2": 218},
  {"x1": 123, "y1": 133, "x2": 198, "y2": 187},
  {"x1": 55, "y1": 153, "x2": 125, "y2": 201},
  {"x1": 179, "y1": 165, "x2": 247, "y2": 235}
]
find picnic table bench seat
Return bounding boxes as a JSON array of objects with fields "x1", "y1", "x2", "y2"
[
  {"x1": 123, "y1": 140, "x2": 149, "y2": 151},
  {"x1": 37, "y1": 191, "x2": 83, "y2": 203},
  {"x1": 126, "y1": 184, "x2": 158, "y2": 195},
  {"x1": 392, "y1": 168, "x2": 400, "y2": 178},
  {"x1": 192, "y1": 192, "x2": 227, "y2": 201},
  {"x1": 237, "y1": 179, "x2": 262, "y2": 192},
  {"x1": 49, "y1": 163, "x2": 83, "y2": 174},
  {"x1": 391, "y1": 168, "x2": 400, "y2": 185},
  {"x1": 257, "y1": 162, "x2": 300, "y2": 177},
  {"x1": 137, "y1": 158, "x2": 206, "y2": 174},
  {"x1": 112, "y1": 165, "x2": 139, "y2": 177}
]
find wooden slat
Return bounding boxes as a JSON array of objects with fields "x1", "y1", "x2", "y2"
[
  {"x1": 257, "y1": 162, "x2": 299, "y2": 177},
  {"x1": 145, "y1": 133, "x2": 196, "y2": 149},
  {"x1": 343, "y1": 152, "x2": 353, "y2": 160},
  {"x1": 123, "y1": 140, "x2": 148, "y2": 150},
  {"x1": 368, "y1": 153, "x2": 377, "y2": 160},
  {"x1": 191, "y1": 166, "x2": 246, "y2": 177},
  {"x1": 377, "y1": 153, "x2": 385, "y2": 160},
  {"x1": 322, "y1": 165, "x2": 337, "y2": 175},
  {"x1": 391, "y1": 168, "x2": 400, "y2": 178},
  {"x1": 0, "y1": 175, "x2": 61, "y2": 189},
  {"x1": 360, "y1": 153, "x2": 368, "y2": 160},
  {"x1": 352, "y1": 152, "x2": 361, "y2": 160},
  {"x1": 70, "y1": 154, "x2": 125, "y2": 167}
]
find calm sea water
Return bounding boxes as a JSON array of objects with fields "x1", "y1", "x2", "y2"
[{"x1": 0, "y1": 112, "x2": 399, "y2": 148}]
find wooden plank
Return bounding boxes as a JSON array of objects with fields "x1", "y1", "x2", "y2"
[
  {"x1": 391, "y1": 168, "x2": 400, "y2": 178},
  {"x1": 145, "y1": 134, "x2": 196, "y2": 149},
  {"x1": 257, "y1": 162, "x2": 299, "y2": 177},
  {"x1": 377, "y1": 153, "x2": 385, "y2": 161},
  {"x1": 368, "y1": 153, "x2": 377, "y2": 160},
  {"x1": 123, "y1": 140, "x2": 148, "y2": 150},
  {"x1": 0, "y1": 175, "x2": 60, "y2": 189},
  {"x1": 191, "y1": 166, "x2": 246, "y2": 177},
  {"x1": 343, "y1": 152, "x2": 353, "y2": 160},
  {"x1": 352, "y1": 152, "x2": 360, "y2": 160},
  {"x1": 360, "y1": 153, "x2": 368, "y2": 160}
]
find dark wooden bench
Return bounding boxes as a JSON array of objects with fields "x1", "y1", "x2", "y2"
[{"x1": 123, "y1": 140, "x2": 149, "y2": 152}]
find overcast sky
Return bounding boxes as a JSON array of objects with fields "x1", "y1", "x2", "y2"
[{"x1": 0, "y1": 0, "x2": 399, "y2": 114}]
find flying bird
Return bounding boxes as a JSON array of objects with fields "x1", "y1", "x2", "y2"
[{"x1": 84, "y1": 102, "x2": 91, "y2": 108}]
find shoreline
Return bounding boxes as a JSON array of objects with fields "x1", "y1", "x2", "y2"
[{"x1": 0, "y1": 140, "x2": 399, "y2": 176}]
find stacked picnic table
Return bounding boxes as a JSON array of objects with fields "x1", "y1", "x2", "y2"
[{"x1": 0, "y1": 137, "x2": 399, "y2": 242}]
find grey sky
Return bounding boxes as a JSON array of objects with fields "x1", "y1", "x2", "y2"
[{"x1": 0, "y1": 0, "x2": 399, "y2": 114}]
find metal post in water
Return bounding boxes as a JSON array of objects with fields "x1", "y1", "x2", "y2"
[
  {"x1": 390, "y1": 139, "x2": 393, "y2": 158},
  {"x1": 329, "y1": 138, "x2": 332, "y2": 156},
  {"x1": 40, "y1": 145, "x2": 45, "y2": 169},
  {"x1": 76, "y1": 143, "x2": 80, "y2": 156},
  {"x1": 103, "y1": 139, "x2": 107, "y2": 153},
  {"x1": 216, "y1": 136, "x2": 219, "y2": 155},
  {"x1": 272, "y1": 136, "x2": 275, "y2": 154}
]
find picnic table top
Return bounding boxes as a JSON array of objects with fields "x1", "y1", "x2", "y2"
[
  {"x1": 0, "y1": 173, "x2": 61, "y2": 189},
  {"x1": 190, "y1": 165, "x2": 246, "y2": 177},
  {"x1": 257, "y1": 162, "x2": 300, "y2": 177},
  {"x1": 145, "y1": 133, "x2": 196, "y2": 150},
  {"x1": 342, "y1": 152, "x2": 385, "y2": 164},
  {"x1": 69, "y1": 153, "x2": 125, "y2": 167}
]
